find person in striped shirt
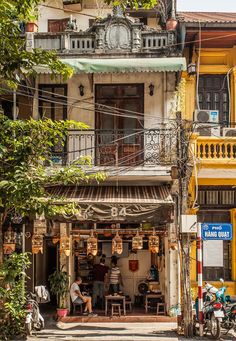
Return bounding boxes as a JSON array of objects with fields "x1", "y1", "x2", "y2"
[{"x1": 108, "y1": 258, "x2": 123, "y2": 294}]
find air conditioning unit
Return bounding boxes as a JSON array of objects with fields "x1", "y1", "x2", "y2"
[
  {"x1": 196, "y1": 124, "x2": 221, "y2": 137},
  {"x1": 194, "y1": 109, "x2": 219, "y2": 123},
  {"x1": 222, "y1": 128, "x2": 236, "y2": 137}
]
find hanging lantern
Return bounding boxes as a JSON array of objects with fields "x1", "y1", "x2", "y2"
[
  {"x1": 3, "y1": 243, "x2": 16, "y2": 255},
  {"x1": 87, "y1": 231, "x2": 98, "y2": 256},
  {"x1": 149, "y1": 231, "x2": 159, "y2": 254},
  {"x1": 112, "y1": 231, "x2": 123, "y2": 255},
  {"x1": 60, "y1": 235, "x2": 70, "y2": 256},
  {"x1": 4, "y1": 225, "x2": 17, "y2": 244},
  {"x1": 34, "y1": 214, "x2": 47, "y2": 235},
  {"x1": 32, "y1": 234, "x2": 43, "y2": 254},
  {"x1": 132, "y1": 231, "x2": 143, "y2": 250}
]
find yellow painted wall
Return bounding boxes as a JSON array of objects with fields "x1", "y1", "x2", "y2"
[{"x1": 184, "y1": 46, "x2": 236, "y2": 294}]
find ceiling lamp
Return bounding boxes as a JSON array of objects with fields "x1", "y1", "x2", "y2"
[
  {"x1": 149, "y1": 230, "x2": 159, "y2": 254},
  {"x1": 32, "y1": 234, "x2": 43, "y2": 254},
  {"x1": 112, "y1": 231, "x2": 123, "y2": 255},
  {"x1": 87, "y1": 231, "x2": 98, "y2": 256},
  {"x1": 60, "y1": 235, "x2": 71, "y2": 257},
  {"x1": 132, "y1": 231, "x2": 143, "y2": 250}
]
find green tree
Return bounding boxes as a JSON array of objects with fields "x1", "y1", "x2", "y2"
[
  {"x1": 104, "y1": 0, "x2": 158, "y2": 9},
  {"x1": 0, "y1": 115, "x2": 105, "y2": 263},
  {"x1": 0, "y1": 0, "x2": 72, "y2": 87}
]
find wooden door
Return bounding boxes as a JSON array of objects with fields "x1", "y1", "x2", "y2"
[{"x1": 95, "y1": 84, "x2": 144, "y2": 166}]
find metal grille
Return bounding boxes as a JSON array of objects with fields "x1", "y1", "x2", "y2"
[
  {"x1": 221, "y1": 190, "x2": 235, "y2": 205},
  {"x1": 206, "y1": 191, "x2": 218, "y2": 205}
]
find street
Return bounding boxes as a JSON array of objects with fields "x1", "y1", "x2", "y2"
[{"x1": 27, "y1": 321, "x2": 236, "y2": 341}]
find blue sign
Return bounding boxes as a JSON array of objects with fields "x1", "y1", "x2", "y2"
[{"x1": 201, "y1": 223, "x2": 233, "y2": 241}]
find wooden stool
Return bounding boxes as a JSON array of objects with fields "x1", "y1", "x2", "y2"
[
  {"x1": 73, "y1": 302, "x2": 83, "y2": 315},
  {"x1": 125, "y1": 300, "x2": 132, "y2": 312},
  {"x1": 111, "y1": 303, "x2": 121, "y2": 317},
  {"x1": 157, "y1": 303, "x2": 166, "y2": 316}
]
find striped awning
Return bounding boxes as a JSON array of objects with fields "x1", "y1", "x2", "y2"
[{"x1": 49, "y1": 186, "x2": 173, "y2": 205}]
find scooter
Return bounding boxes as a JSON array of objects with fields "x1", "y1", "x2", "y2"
[
  {"x1": 195, "y1": 282, "x2": 225, "y2": 339},
  {"x1": 25, "y1": 292, "x2": 44, "y2": 336},
  {"x1": 221, "y1": 295, "x2": 236, "y2": 335}
]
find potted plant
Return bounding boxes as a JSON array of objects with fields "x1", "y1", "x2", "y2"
[
  {"x1": 25, "y1": 6, "x2": 38, "y2": 32},
  {"x1": 48, "y1": 267, "x2": 70, "y2": 318}
]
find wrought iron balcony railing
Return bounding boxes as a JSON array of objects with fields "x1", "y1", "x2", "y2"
[{"x1": 63, "y1": 129, "x2": 177, "y2": 167}]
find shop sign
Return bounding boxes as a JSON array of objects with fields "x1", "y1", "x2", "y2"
[
  {"x1": 129, "y1": 260, "x2": 139, "y2": 272},
  {"x1": 201, "y1": 223, "x2": 233, "y2": 241}
]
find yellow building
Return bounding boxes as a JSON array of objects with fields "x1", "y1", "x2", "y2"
[{"x1": 179, "y1": 11, "x2": 236, "y2": 295}]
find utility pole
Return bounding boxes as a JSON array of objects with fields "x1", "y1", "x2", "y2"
[{"x1": 176, "y1": 112, "x2": 193, "y2": 338}]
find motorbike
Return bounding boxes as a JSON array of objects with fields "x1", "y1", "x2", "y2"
[
  {"x1": 194, "y1": 282, "x2": 225, "y2": 339},
  {"x1": 221, "y1": 295, "x2": 236, "y2": 335},
  {"x1": 25, "y1": 292, "x2": 44, "y2": 336}
]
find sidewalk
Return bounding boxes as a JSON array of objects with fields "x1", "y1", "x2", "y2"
[{"x1": 27, "y1": 321, "x2": 236, "y2": 341}]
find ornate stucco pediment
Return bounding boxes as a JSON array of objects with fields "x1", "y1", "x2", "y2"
[{"x1": 91, "y1": 8, "x2": 143, "y2": 53}]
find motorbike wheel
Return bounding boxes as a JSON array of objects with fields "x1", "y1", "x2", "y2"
[
  {"x1": 35, "y1": 320, "x2": 44, "y2": 331},
  {"x1": 25, "y1": 322, "x2": 32, "y2": 336},
  {"x1": 210, "y1": 314, "x2": 221, "y2": 339}
]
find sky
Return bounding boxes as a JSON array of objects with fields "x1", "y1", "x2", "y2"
[{"x1": 177, "y1": 0, "x2": 236, "y2": 12}]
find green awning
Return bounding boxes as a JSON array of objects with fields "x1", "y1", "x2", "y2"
[{"x1": 61, "y1": 57, "x2": 186, "y2": 74}]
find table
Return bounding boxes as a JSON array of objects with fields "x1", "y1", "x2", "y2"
[
  {"x1": 144, "y1": 293, "x2": 163, "y2": 313},
  {"x1": 105, "y1": 295, "x2": 126, "y2": 316}
]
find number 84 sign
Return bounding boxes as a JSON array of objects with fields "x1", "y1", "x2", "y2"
[{"x1": 111, "y1": 206, "x2": 127, "y2": 217}]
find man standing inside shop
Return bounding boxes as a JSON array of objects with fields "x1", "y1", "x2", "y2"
[{"x1": 92, "y1": 257, "x2": 109, "y2": 308}]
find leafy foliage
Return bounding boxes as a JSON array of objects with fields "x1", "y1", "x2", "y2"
[
  {"x1": 104, "y1": 0, "x2": 158, "y2": 9},
  {"x1": 0, "y1": 114, "x2": 106, "y2": 222},
  {"x1": 0, "y1": 0, "x2": 72, "y2": 86},
  {"x1": 48, "y1": 267, "x2": 69, "y2": 309},
  {"x1": 0, "y1": 253, "x2": 31, "y2": 340}
]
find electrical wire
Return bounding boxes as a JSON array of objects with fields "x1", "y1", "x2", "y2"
[{"x1": 196, "y1": 20, "x2": 201, "y2": 111}]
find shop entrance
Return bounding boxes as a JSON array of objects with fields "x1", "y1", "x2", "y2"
[{"x1": 72, "y1": 222, "x2": 167, "y2": 317}]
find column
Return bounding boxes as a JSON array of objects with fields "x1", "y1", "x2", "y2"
[
  {"x1": 181, "y1": 72, "x2": 196, "y2": 121},
  {"x1": 231, "y1": 68, "x2": 236, "y2": 124}
]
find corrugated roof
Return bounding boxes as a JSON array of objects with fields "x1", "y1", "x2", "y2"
[{"x1": 178, "y1": 12, "x2": 236, "y2": 24}]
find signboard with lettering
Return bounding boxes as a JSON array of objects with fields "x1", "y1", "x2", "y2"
[{"x1": 201, "y1": 223, "x2": 233, "y2": 241}]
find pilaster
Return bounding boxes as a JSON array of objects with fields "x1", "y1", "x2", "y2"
[{"x1": 181, "y1": 71, "x2": 196, "y2": 121}]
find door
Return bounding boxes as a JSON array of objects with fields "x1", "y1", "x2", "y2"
[
  {"x1": 199, "y1": 75, "x2": 229, "y2": 125},
  {"x1": 95, "y1": 84, "x2": 144, "y2": 166}
]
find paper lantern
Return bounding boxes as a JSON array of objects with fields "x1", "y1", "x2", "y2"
[
  {"x1": 132, "y1": 231, "x2": 143, "y2": 250},
  {"x1": 87, "y1": 231, "x2": 98, "y2": 256},
  {"x1": 149, "y1": 232, "x2": 159, "y2": 254},
  {"x1": 34, "y1": 215, "x2": 47, "y2": 235},
  {"x1": 3, "y1": 243, "x2": 16, "y2": 255},
  {"x1": 112, "y1": 231, "x2": 123, "y2": 255},
  {"x1": 4, "y1": 226, "x2": 16, "y2": 244},
  {"x1": 32, "y1": 234, "x2": 43, "y2": 254},
  {"x1": 60, "y1": 235, "x2": 70, "y2": 256}
]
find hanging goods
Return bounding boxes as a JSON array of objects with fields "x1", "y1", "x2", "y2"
[
  {"x1": 32, "y1": 234, "x2": 43, "y2": 254},
  {"x1": 112, "y1": 231, "x2": 123, "y2": 255},
  {"x1": 34, "y1": 214, "x2": 47, "y2": 235},
  {"x1": 87, "y1": 231, "x2": 98, "y2": 256},
  {"x1": 149, "y1": 231, "x2": 159, "y2": 253},
  {"x1": 132, "y1": 231, "x2": 143, "y2": 250},
  {"x1": 3, "y1": 225, "x2": 17, "y2": 254},
  {"x1": 60, "y1": 235, "x2": 70, "y2": 256}
]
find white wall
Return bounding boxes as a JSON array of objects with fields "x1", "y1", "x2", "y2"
[
  {"x1": 37, "y1": 72, "x2": 176, "y2": 128},
  {"x1": 38, "y1": 0, "x2": 112, "y2": 32}
]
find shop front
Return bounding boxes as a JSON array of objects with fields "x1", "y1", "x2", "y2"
[{"x1": 42, "y1": 184, "x2": 179, "y2": 317}]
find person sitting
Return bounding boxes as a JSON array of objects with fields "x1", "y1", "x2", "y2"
[
  {"x1": 70, "y1": 276, "x2": 97, "y2": 317},
  {"x1": 108, "y1": 258, "x2": 123, "y2": 295},
  {"x1": 92, "y1": 257, "x2": 109, "y2": 307}
]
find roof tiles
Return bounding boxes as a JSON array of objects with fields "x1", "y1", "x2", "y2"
[{"x1": 178, "y1": 12, "x2": 236, "y2": 24}]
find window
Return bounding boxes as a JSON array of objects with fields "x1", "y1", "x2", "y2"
[
  {"x1": 48, "y1": 18, "x2": 69, "y2": 33},
  {"x1": 198, "y1": 75, "x2": 229, "y2": 125},
  {"x1": 198, "y1": 211, "x2": 231, "y2": 281}
]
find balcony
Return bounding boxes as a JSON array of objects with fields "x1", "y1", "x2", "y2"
[
  {"x1": 194, "y1": 136, "x2": 236, "y2": 165},
  {"x1": 65, "y1": 129, "x2": 177, "y2": 168}
]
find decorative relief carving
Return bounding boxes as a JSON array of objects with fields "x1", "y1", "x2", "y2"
[{"x1": 105, "y1": 22, "x2": 131, "y2": 50}]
